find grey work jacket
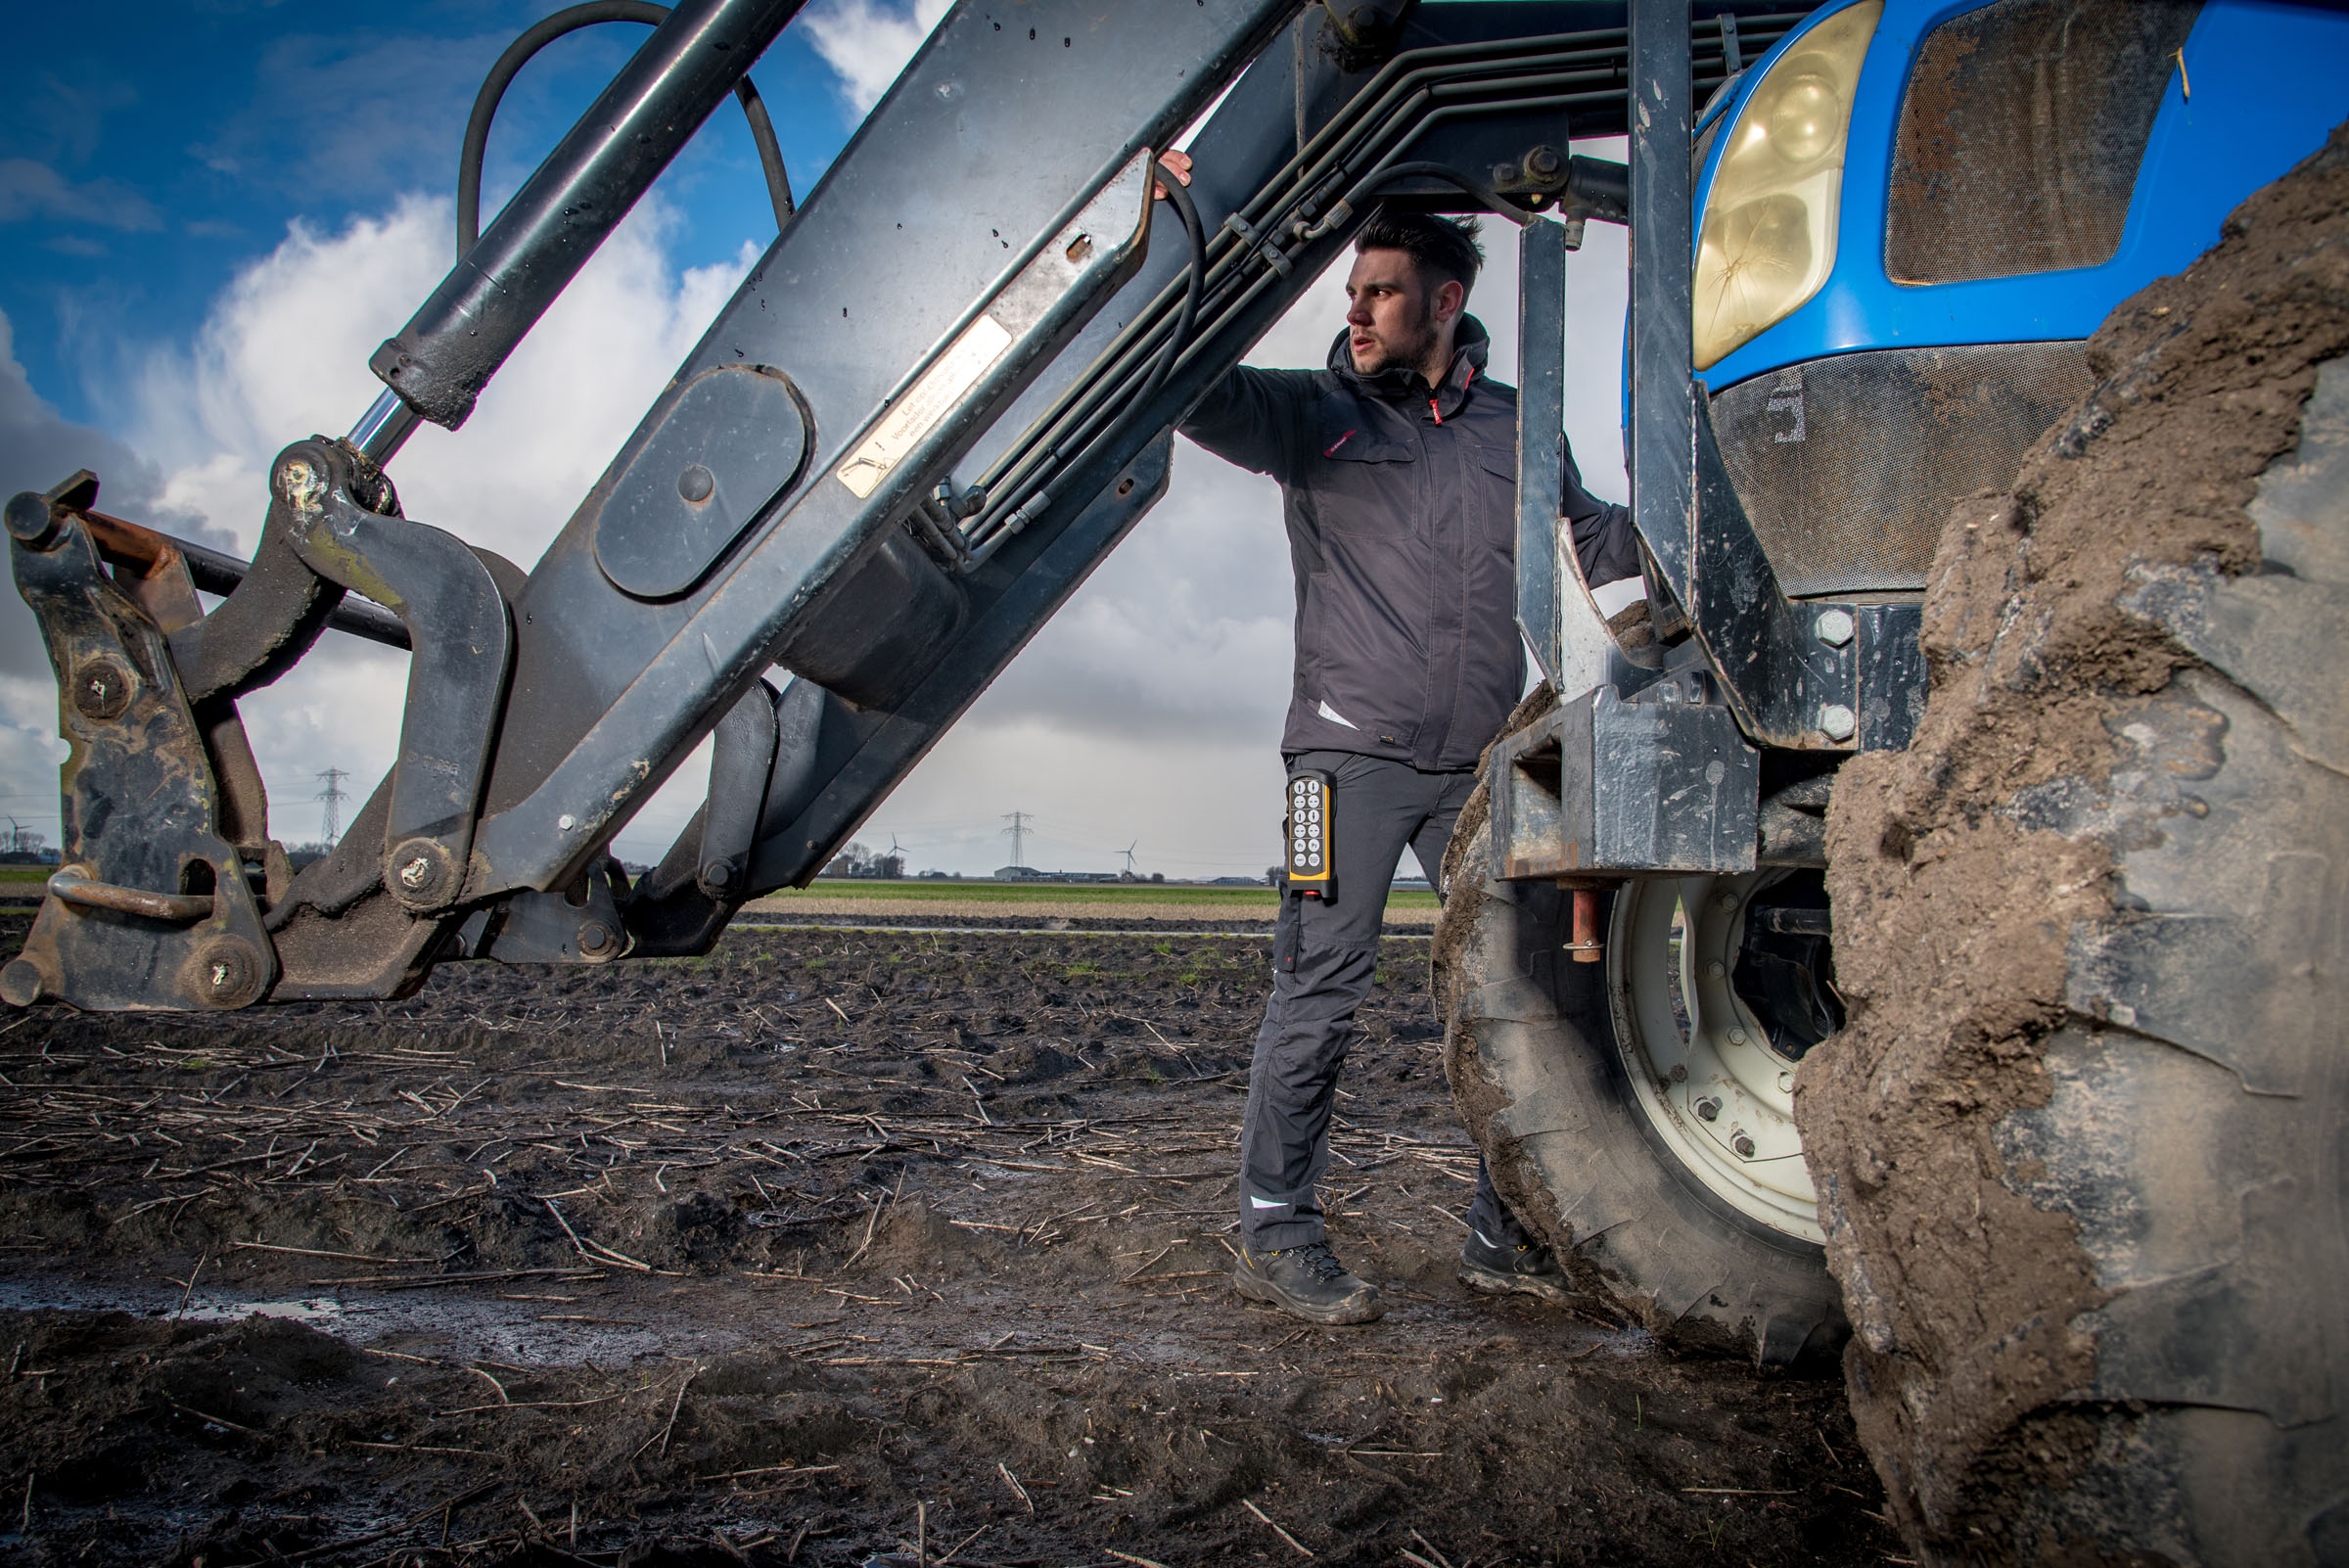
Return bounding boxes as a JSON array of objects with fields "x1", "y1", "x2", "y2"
[{"x1": 1179, "y1": 315, "x2": 1636, "y2": 770}]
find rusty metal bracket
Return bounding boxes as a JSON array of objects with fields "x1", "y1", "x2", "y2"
[{"x1": 3, "y1": 475, "x2": 279, "y2": 1010}]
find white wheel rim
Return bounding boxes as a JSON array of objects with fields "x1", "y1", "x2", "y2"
[{"x1": 1605, "y1": 874, "x2": 1823, "y2": 1243}]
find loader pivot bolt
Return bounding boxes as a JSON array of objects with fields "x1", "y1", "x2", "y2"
[
  {"x1": 1, "y1": 958, "x2": 44, "y2": 1007},
  {"x1": 189, "y1": 938, "x2": 262, "y2": 1009},
  {"x1": 1818, "y1": 704, "x2": 1858, "y2": 742},
  {"x1": 5, "y1": 491, "x2": 62, "y2": 550},
  {"x1": 275, "y1": 457, "x2": 325, "y2": 513},
  {"x1": 676, "y1": 464, "x2": 715, "y2": 503},
  {"x1": 386, "y1": 838, "x2": 458, "y2": 908},
  {"x1": 1695, "y1": 1096, "x2": 1722, "y2": 1122},
  {"x1": 72, "y1": 659, "x2": 134, "y2": 721},
  {"x1": 577, "y1": 922, "x2": 616, "y2": 957}
]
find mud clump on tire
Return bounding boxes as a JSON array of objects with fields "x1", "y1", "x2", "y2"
[{"x1": 1804, "y1": 124, "x2": 2349, "y2": 1560}]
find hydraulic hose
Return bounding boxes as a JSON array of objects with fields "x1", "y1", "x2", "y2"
[
  {"x1": 962, "y1": 20, "x2": 1782, "y2": 562},
  {"x1": 1128, "y1": 161, "x2": 1209, "y2": 429},
  {"x1": 979, "y1": 158, "x2": 1207, "y2": 557},
  {"x1": 963, "y1": 35, "x2": 1630, "y2": 541},
  {"x1": 456, "y1": 0, "x2": 796, "y2": 259},
  {"x1": 1318, "y1": 159, "x2": 1538, "y2": 236}
]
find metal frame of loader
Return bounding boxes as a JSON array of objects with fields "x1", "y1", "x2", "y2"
[
  {"x1": 1491, "y1": 0, "x2": 1915, "y2": 902},
  {"x1": 3, "y1": 0, "x2": 1847, "y2": 1014}
]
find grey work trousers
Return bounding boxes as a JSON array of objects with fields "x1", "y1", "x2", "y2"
[{"x1": 1237, "y1": 750, "x2": 1530, "y2": 1253}]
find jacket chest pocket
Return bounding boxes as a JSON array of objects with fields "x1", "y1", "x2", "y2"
[
  {"x1": 1313, "y1": 434, "x2": 1417, "y2": 535},
  {"x1": 1470, "y1": 443, "x2": 1518, "y2": 554}
]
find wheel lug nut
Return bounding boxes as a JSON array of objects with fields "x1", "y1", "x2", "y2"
[
  {"x1": 1695, "y1": 1096, "x2": 1722, "y2": 1122},
  {"x1": 1727, "y1": 1027, "x2": 1747, "y2": 1046},
  {"x1": 1732, "y1": 1130, "x2": 1757, "y2": 1160}
]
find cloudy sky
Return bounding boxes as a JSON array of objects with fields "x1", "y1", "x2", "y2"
[{"x1": 0, "y1": 0, "x2": 1629, "y2": 882}]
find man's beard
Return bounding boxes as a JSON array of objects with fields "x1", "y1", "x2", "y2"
[{"x1": 1354, "y1": 301, "x2": 1439, "y2": 375}]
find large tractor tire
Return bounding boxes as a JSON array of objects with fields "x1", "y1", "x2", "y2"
[
  {"x1": 1801, "y1": 129, "x2": 2349, "y2": 1565},
  {"x1": 1434, "y1": 705, "x2": 1848, "y2": 1367}
]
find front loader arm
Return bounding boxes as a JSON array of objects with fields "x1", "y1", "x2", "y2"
[{"x1": 7, "y1": 0, "x2": 1778, "y2": 1010}]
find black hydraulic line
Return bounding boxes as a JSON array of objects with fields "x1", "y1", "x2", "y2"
[
  {"x1": 963, "y1": 67, "x2": 1618, "y2": 552},
  {"x1": 455, "y1": 0, "x2": 795, "y2": 260},
  {"x1": 965, "y1": 11, "x2": 1800, "y2": 559},
  {"x1": 1336, "y1": 160, "x2": 1535, "y2": 226},
  {"x1": 1128, "y1": 164, "x2": 1209, "y2": 443},
  {"x1": 372, "y1": 0, "x2": 805, "y2": 431},
  {"x1": 984, "y1": 47, "x2": 1635, "y2": 494},
  {"x1": 730, "y1": 69, "x2": 795, "y2": 228},
  {"x1": 1219, "y1": 16, "x2": 1793, "y2": 283},
  {"x1": 1217, "y1": 28, "x2": 1640, "y2": 274},
  {"x1": 977, "y1": 159, "x2": 1208, "y2": 558}
]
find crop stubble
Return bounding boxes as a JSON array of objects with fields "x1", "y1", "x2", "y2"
[{"x1": 0, "y1": 914, "x2": 1893, "y2": 1565}]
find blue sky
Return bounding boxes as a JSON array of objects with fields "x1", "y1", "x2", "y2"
[
  {"x1": 0, "y1": 2, "x2": 1630, "y2": 879},
  {"x1": 1, "y1": 1, "x2": 862, "y2": 431}
]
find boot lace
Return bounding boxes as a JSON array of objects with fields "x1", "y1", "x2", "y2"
[{"x1": 1282, "y1": 1241, "x2": 1348, "y2": 1281}]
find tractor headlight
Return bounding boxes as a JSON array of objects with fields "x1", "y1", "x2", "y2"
[{"x1": 1692, "y1": 1, "x2": 1880, "y2": 369}]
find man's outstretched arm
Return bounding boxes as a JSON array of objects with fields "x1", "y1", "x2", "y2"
[
  {"x1": 1178, "y1": 365, "x2": 1308, "y2": 480},
  {"x1": 1156, "y1": 147, "x2": 1306, "y2": 483},
  {"x1": 1563, "y1": 443, "x2": 1639, "y2": 588}
]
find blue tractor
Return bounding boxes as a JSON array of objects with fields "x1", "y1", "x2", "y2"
[{"x1": 1449, "y1": 2, "x2": 2349, "y2": 1561}]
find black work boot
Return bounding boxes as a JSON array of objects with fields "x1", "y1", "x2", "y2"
[
  {"x1": 1231, "y1": 1240, "x2": 1385, "y2": 1324},
  {"x1": 1459, "y1": 1227, "x2": 1575, "y2": 1305}
]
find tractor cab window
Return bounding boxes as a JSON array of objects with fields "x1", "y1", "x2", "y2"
[{"x1": 1885, "y1": 0, "x2": 2201, "y2": 285}]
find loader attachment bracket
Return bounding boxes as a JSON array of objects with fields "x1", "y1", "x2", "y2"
[
  {"x1": 3, "y1": 476, "x2": 277, "y2": 1010},
  {"x1": 1489, "y1": 672, "x2": 1760, "y2": 882}
]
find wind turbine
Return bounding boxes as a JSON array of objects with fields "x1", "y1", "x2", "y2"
[{"x1": 1121, "y1": 840, "x2": 1138, "y2": 876}]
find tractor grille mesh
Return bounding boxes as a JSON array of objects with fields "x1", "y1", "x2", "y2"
[
  {"x1": 1709, "y1": 343, "x2": 2091, "y2": 596},
  {"x1": 1885, "y1": 0, "x2": 2200, "y2": 286}
]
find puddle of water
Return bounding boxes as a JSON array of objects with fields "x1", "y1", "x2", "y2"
[
  {"x1": 0, "y1": 1273, "x2": 759, "y2": 1368},
  {"x1": 178, "y1": 1297, "x2": 343, "y2": 1323}
]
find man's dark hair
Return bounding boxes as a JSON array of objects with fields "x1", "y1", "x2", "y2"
[{"x1": 1354, "y1": 208, "x2": 1485, "y2": 297}]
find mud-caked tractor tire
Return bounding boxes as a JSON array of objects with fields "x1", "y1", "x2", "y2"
[
  {"x1": 1799, "y1": 128, "x2": 2349, "y2": 1565},
  {"x1": 1434, "y1": 713, "x2": 1849, "y2": 1368}
]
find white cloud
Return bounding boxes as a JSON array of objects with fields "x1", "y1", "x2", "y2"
[
  {"x1": 800, "y1": 0, "x2": 953, "y2": 115},
  {"x1": 111, "y1": 193, "x2": 759, "y2": 859}
]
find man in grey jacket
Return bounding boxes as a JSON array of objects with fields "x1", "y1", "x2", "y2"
[{"x1": 1179, "y1": 207, "x2": 1640, "y2": 1325}]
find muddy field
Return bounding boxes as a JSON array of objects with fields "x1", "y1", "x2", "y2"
[{"x1": 0, "y1": 912, "x2": 1896, "y2": 1566}]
